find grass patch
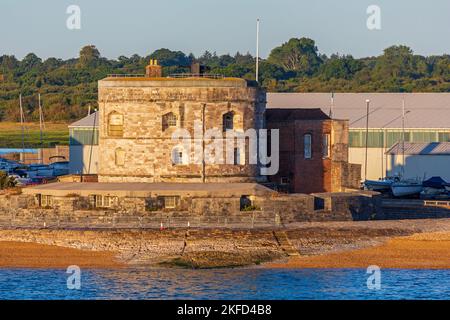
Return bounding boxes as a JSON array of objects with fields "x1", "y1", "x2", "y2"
[{"x1": 0, "y1": 122, "x2": 69, "y2": 148}]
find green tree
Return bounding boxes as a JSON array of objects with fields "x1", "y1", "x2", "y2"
[
  {"x1": 268, "y1": 38, "x2": 322, "y2": 75},
  {"x1": 79, "y1": 45, "x2": 101, "y2": 68},
  {"x1": 149, "y1": 48, "x2": 191, "y2": 67}
]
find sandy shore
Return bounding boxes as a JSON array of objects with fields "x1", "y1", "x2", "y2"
[
  {"x1": 268, "y1": 231, "x2": 450, "y2": 269},
  {"x1": 0, "y1": 241, "x2": 124, "y2": 269},
  {"x1": 0, "y1": 219, "x2": 449, "y2": 269}
]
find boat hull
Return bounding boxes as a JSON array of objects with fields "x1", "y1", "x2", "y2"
[
  {"x1": 364, "y1": 180, "x2": 393, "y2": 192},
  {"x1": 391, "y1": 184, "x2": 423, "y2": 197}
]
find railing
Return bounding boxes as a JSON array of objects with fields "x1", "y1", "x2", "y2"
[
  {"x1": 168, "y1": 73, "x2": 225, "y2": 79},
  {"x1": 424, "y1": 200, "x2": 450, "y2": 207},
  {"x1": 105, "y1": 73, "x2": 226, "y2": 79},
  {"x1": 106, "y1": 74, "x2": 145, "y2": 78},
  {"x1": 0, "y1": 212, "x2": 283, "y2": 230}
]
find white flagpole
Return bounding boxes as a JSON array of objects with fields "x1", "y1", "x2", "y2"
[{"x1": 256, "y1": 18, "x2": 260, "y2": 83}]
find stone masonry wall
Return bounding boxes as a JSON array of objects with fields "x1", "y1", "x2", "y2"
[
  {"x1": 0, "y1": 190, "x2": 381, "y2": 228},
  {"x1": 98, "y1": 80, "x2": 266, "y2": 183}
]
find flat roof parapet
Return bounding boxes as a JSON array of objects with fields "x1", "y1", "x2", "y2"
[{"x1": 99, "y1": 76, "x2": 257, "y2": 88}]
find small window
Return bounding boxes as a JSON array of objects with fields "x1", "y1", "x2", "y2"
[
  {"x1": 39, "y1": 195, "x2": 53, "y2": 207},
  {"x1": 145, "y1": 198, "x2": 163, "y2": 211},
  {"x1": 233, "y1": 147, "x2": 243, "y2": 165},
  {"x1": 91, "y1": 195, "x2": 117, "y2": 208},
  {"x1": 115, "y1": 148, "x2": 126, "y2": 166},
  {"x1": 159, "y1": 196, "x2": 179, "y2": 209},
  {"x1": 162, "y1": 112, "x2": 177, "y2": 131},
  {"x1": 323, "y1": 134, "x2": 331, "y2": 158},
  {"x1": 280, "y1": 177, "x2": 290, "y2": 185},
  {"x1": 304, "y1": 134, "x2": 312, "y2": 159},
  {"x1": 108, "y1": 112, "x2": 124, "y2": 137},
  {"x1": 172, "y1": 147, "x2": 186, "y2": 165},
  {"x1": 240, "y1": 195, "x2": 252, "y2": 210},
  {"x1": 223, "y1": 112, "x2": 234, "y2": 131}
]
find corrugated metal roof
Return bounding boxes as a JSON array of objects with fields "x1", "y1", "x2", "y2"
[
  {"x1": 386, "y1": 142, "x2": 450, "y2": 155},
  {"x1": 267, "y1": 93, "x2": 450, "y2": 129},
  {"x1": 68, "y1": 111, "x2": 99, "y2": 128}
]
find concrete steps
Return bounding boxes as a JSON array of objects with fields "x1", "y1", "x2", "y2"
[
  {"x1": 381, "y1": 199, "x2": 450, "y2": 219},
  {"x1": 273, "y1": 231, "x2": 300, "y2": 256}
]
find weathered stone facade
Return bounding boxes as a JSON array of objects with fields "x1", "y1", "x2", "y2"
[
  {"x1": 98, "y1": 77, "x2": 266, "y2": 183},
  {"x1": 0, "y1": 184, "x2": 382, "y2": 228},
  {"x1": 266, "y1": 109, "x2": 361, "y2": 193}
]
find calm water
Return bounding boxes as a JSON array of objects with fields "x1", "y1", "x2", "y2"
[
  {"x1": 0, "y1": 148, "x2": 37, "y2": 155},
  {"x1": 0, "y1": 268, "x2": 448, "y2": 300}
]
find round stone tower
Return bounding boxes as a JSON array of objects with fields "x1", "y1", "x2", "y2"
[{"x1": 97, "y1": 67, "x2": 266, "y2": 183}]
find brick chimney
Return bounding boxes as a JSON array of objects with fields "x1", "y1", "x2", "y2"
[{"x1": 145, "y1": 59, "x2": 162, "y2": 77}]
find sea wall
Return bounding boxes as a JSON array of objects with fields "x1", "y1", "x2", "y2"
[
  {"x1": 0, "y1": 190, "x2": 381, "y2": 228},
  {"x1": 0, "y1": 228, "x2": 285, "y2": 267}
]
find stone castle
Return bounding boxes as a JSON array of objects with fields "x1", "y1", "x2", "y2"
[{"x1": 98, "y1": 60, "x2": 266, "y2": 183}]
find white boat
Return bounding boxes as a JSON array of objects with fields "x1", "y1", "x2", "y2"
[
  {"x1": 364, "y1": 178, "x2": 395, "y2": 192},
  {"x1": 391, "y1": 181, "x2": 423, "y2": 197}
]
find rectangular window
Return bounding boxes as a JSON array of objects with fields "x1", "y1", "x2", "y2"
[
  {"x1": 108, "y1": 114, "x2": 124, "y2": 137},
  {"x1": 439, "y1": 132, "x2": 450, "y2": 142},
  {"x1": 322, "y1": 134, "x2": 331, "y2": 158},
  {"x1": 39, "y1": 195, "x2": 53, "y2": 207},
  {"x1": 280, "y1": 177, "x2": 290, "y2": 185},
  {"x1": 304, "y1": 134, "x2": 312, "y2": 159},
  {"x1": 172, "y1": 149, "x2": 184, "y2": 165},
  {"x1": 115, "y1": 148, "x2": 126, "y2": 166},
  {"x1": 92, "y1": 195, "x2": 117, "y2": 208},
  {"x1": 160, "y1": 196, "x2": 179, "y2": 209},
  {"x1": 233, "y1": 147, "x2": 244, "y2": 165},
  {"x1": 70, "y1": 128, "x2": 99, "y2": 146}
]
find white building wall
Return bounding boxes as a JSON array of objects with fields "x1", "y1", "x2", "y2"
[
  {"x1": 69, "y1": 145, "x2": 99, "y2": 174},
  {"x1": 349, "y1": 147, "x2": 388, "y2": 180},
  {"x1": 386, "y1": 155, "x2": 450, "y2": 181}
]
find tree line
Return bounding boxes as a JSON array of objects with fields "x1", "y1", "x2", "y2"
[{"x1": 0, "y1": 38, "x2": 449, "y2": 122}]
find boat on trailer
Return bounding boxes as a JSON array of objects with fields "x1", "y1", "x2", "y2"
[
  {"x1": 391, "y1": 180, "x2": 423, "y2": 197},
  {"x1": 364, "y1": 177, "x2": 399, "y2": 192}
]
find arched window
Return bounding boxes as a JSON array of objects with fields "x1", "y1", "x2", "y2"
[
  {"x1": 162, "y1": 112, "x2": 177, "y2": 131},
  {"x1": 115, "y1": 148, "x2": 126, "y2": 166},
  {"x1": 304, "y1": 134, "x2": 312, "y2": 159},
  {"x1": 172, "y1": 147, "x2": 186, "y2": 165},
  {"x1": 108, "y1": 112, "x2": 124, "y2": 137},
  {"x1": 222, "y1": 112, "x2": 234, "y2": 131}
]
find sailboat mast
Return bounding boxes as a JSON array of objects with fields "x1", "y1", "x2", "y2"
[
  {"x1": 255, "y1": 18, "x2": 260, "y2": 83},
  {"x1": 329, "y1": 92, "x2": 334, "y2": 118},
  {"x1": 19, "y1": 93, "x2": 25, "y2": 153},
  {"x1": 39, "y1": 93, "x2": 43, "y2": 148},
  {"x1": 364, "y1": 99, "x2": 370, "y2": 181},
  {"x1": 401, "y1": 99, "x2": 406, "y2": 177}
]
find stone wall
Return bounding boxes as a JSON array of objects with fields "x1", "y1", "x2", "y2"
[
  {"x1": 331, "y1": 161, "x2": 362, "y2": 192},
  {"x1": 312, "y1": 191, "x2": 382, "y2": 221},
  {"x1": 97, "y1": 78, "x2": 266, "y2": 183},
  {"x1": 0, "y1": 190, "x2": 381, "y2": 228}
]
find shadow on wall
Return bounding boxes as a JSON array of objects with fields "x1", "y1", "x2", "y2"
[{"x1": 387, "y1": 153, "x2": 450, "y2": 181}]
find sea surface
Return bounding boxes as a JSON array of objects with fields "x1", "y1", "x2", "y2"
[
  {"x1": 0, "y1": 268, "x2": 448, "y2": 300},
  {"x1": 0, "y1": 148, "x2": 37, "y2": 155}
]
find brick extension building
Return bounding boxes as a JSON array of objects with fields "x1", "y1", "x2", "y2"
[{"x1": 266, "y1": 108, "x2": 361, "y2": 193}]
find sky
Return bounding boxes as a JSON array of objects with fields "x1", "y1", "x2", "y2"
[{"x1": 1, "y1": 0, "x2": 450, "y2": 60}]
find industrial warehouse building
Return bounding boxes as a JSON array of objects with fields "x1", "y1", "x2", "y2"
[
  {"x1": 267, "y1": 93, "x2": 450, "y2": 181},
  {"x1": 386, "y1": 142, "x2": 450, "y2": 182},
  {"x1": 68, "y1": 111, "x2": 99, "y2": 174}
]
